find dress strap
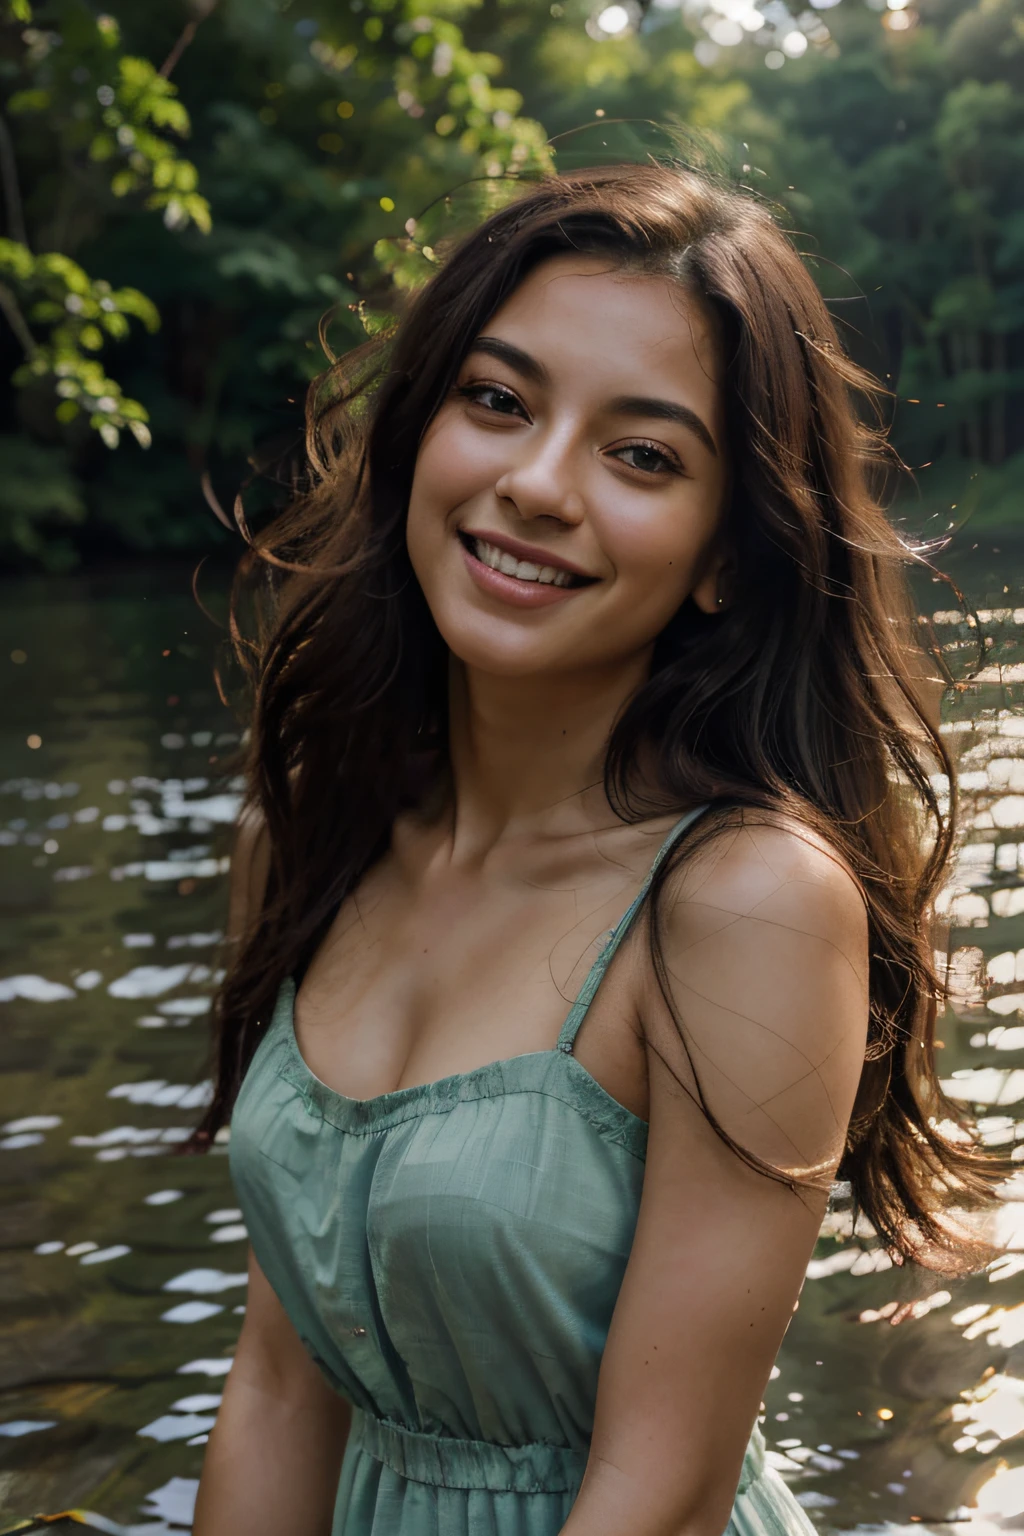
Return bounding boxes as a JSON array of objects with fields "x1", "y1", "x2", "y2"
[{"x1": 555, "y1": 803, "x2": 711, "y2": 1054}]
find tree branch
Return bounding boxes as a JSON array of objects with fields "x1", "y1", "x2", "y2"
[
  {"x1": 0, "y1": 279, "x2": 36, "y2": 355},
  {"x1": 160, "y1": 0, "x2": 220, "y2": 78},
  {"x1": 0, "y1": 111, "x2": 28, "y2": 247}
]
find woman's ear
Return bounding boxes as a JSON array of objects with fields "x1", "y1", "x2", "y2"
[{"x1": 691, "y1": 548, "x2": 735, "y2": 615}]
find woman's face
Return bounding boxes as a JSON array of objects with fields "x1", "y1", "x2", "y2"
[{"x1": 406, "y1": 255, "x2": 729, "y2": 681}]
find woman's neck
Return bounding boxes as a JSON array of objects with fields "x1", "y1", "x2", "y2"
[{"x1": 443, "y1": 650, "x2": 652, "y2": 858}]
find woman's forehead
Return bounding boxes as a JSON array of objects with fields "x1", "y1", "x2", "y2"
[{"x1": 472, "y1": 256, "x2": 723, "y2": 414}]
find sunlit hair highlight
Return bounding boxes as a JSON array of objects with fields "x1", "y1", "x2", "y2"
[{"x1": 191, "y1": 162, "x2": 1003, "y2": 1267}]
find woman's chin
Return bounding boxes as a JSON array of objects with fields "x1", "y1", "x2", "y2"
[
  {"x1": 444, "y1": 635, "x2": 576, "y2": 681},
  {"x1": 419, "y1": 564, "x2": 660, "y2": 684},
  {"x1": 439, "y1": 620, "x2": 651, "y2": 687},
  {"x1": 432, "y1": 612, "x2": 574, "y2": 680}
]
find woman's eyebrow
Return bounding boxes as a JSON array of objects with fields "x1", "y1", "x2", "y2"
[
  {"x1": 466, "y1": 339, "x2": 717, "y2": 458},
  {"x1": 468, "y1": 335, "x2": 547, "y2": 384},
  {"x1": 608, "y1": 395, "x2": 718, "y2": 458}
]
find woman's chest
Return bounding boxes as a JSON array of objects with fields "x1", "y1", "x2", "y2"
[
  {"x1": 231, "y1": 1057, "x2": 648, "y2": 1420},
  {"x1": 294, "y1": 845, "x2": 655, "y2": 1116},
  {"x1": 235, "y1": 1065, "x2": 647, "y2": 1342}
]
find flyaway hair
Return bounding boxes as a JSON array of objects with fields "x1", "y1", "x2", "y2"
[{"x1": 191, "y1": 162, "x2": 1004, "y2": 1268}]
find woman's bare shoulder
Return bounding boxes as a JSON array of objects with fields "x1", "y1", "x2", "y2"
[
  {"x1": 666, "y1": 807, "x2": 867, "y2": 948},
  {"x1": 646, "y1": 807, "x2": 870, "y2": 1178}
]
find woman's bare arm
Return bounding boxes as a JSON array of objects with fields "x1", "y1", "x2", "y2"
[
  {"x1": 561, "y1": 819, "x2": 869, "y2": 1536},
  {"x1": 193, "y1": 1249, "x2": 351, "y2": 1536}
]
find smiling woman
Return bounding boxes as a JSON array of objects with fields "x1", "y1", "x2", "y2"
[
  {"x1": 189, "y1": 165, "x2": 1002, "y2": 1536},
  {"x1": 407, "y1": 259, "x2": 728, "y2": 656}
]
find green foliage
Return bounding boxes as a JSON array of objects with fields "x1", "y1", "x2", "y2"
[
  {"x1": 8, "y1": 3, "x2": 209, "y2": 235},
  {"x1": 761, "y1": 0, "x2": 1024, "y2": 501},
  {"x1": 0, "y1": 433, "x2": 85, "y2": 569},
  {"x1": 88, "y1": 55, "x2": 212, "y2": 233},
  {"x1": 0, "y1": 0, "x2": 211, "y2": 463},
  {"x1": 0, "y1": 239, "x2": 158, "y2": 444},
  {"x1": 0, "y1": 0, "x2": 1020, "y2": 567}
]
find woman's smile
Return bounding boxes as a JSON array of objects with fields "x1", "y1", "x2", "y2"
[{"x1": 458, "y1": 528, "x2": 597, "y2": 607}]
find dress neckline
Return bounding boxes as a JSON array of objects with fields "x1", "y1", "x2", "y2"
[
  {"x1": 274, "y1": 804, "x2": 710, "y2": 1126},
  {"x1": 273, "y1": 974, "x2": 649, "y2": 1153},
  {"x1": 278, "y1": 973, "x2": 594, "y2": 1108}
]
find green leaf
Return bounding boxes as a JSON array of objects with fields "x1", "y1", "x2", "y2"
[
  {"x1": 101, "y1": 311, "x2": 129, "y2": 339},
  {"x1": 113, "y1": 288, "x2": 160, "y2": 332},
  {"x1": 7, "y1": 88, "x2": 49, "y2": 114},
  {"x1": 0, "y1": 239, "x2": 35, "y2": 281},
  {"x1": 96, "y1": 13, "x2": 121, "y2": 46}
]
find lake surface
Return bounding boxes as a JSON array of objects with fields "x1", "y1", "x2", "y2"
[{"x1": 4, "y1": 547, "x2": 1024, "y2": 1533}]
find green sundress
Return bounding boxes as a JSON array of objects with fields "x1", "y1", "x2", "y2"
[{"x1": 230, "y1": 805, "x2": 818, "y2": 1535}]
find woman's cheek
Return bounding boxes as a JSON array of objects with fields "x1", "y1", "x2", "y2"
[
  {"x1": 592, "y1": 496, "x2": 706, "y2": 612},
  {"x1": 408, "y1": 424, "x2": 461, "y2": 559},
  {"x1": 415, "y1": 409, "x2": 507, "y2": 512},
  {"x1": 412, "y1": 418, "x2": 460, "y2": 514}
]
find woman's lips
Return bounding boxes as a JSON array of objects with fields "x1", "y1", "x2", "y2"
[
  {"x1": 459, "y1": 535, "x2": 592, "y2": 609},
  {"x1": 460, "y1": 528, "x2": 594, "y2": 582}
]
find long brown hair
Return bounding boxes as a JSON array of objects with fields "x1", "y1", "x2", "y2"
[{"x1": 192, "y1": 162, "x2": 1001, "y2": 1264}]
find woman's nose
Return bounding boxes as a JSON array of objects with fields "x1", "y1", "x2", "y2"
[{"x1": 493, "y1": 428, "x2": 586, "y2": 524}]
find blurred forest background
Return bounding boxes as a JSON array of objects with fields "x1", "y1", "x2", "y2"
[{"x1": 0, "y1": 0, "x2": 1020, "y2": 572}]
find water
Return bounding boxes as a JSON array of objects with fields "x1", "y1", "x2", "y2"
[
  {"x1": 0, "y1": 570, "x2": 240, "y2": 1530},
  {"x1": 3, "y1": 549, "x2": 1024, "y2": 1532}
]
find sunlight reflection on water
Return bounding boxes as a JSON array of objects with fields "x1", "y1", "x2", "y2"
[{"x1": 4, "y1": 554, "x2": 1024, "y2": 1531}]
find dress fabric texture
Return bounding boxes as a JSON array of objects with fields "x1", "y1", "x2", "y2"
[{"x1": 230, "y1": 805, "x2": 819, "y2": 1536}]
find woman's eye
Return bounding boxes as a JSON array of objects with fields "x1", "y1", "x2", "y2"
[
  {"x1": 459, "y1": 383, "x2": 524, "y2": 417},
  {"x1": 611, "y1": 443, "x2": 680, "y2": 476}
]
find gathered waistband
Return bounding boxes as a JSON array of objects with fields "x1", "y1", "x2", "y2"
[
  {"x1": 350, "y1": 1411, "x2": 586, "y2": 1493},
  {"x1": 350, "y1": 1410, "x2": 766, "y2": 1497}
]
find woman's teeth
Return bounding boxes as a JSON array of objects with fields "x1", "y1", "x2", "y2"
[{"x1": 470, "y1": 538, "x2": 576, "y2": 587}]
